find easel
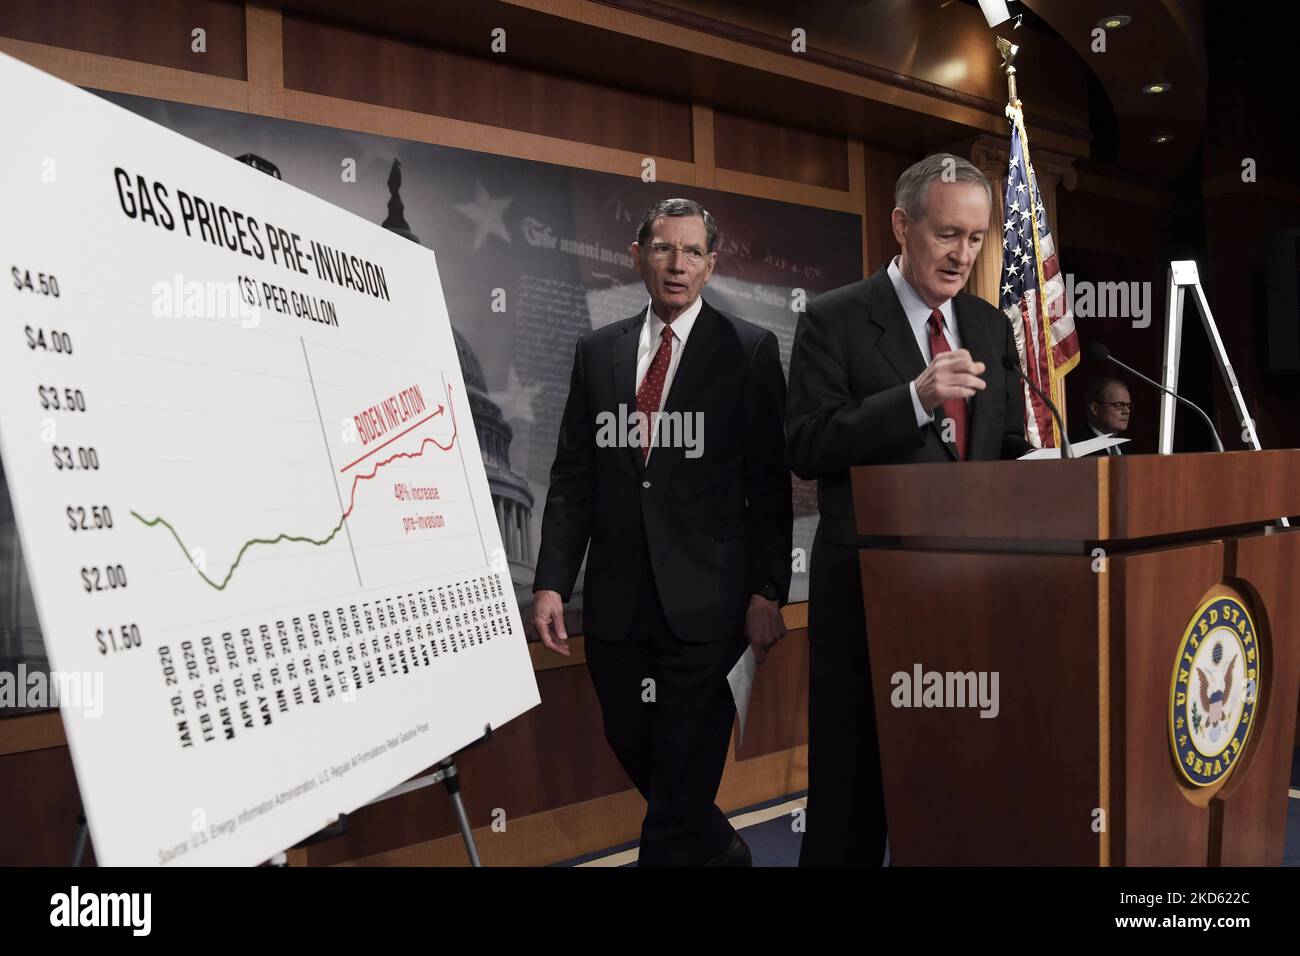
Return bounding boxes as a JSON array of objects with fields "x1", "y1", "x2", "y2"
[
  {"x1": 1159, "y1": 260, "x2": 1257, "y2": 453},
  {"x1": 1158, "y1": 260, "x2": 1288, "y2": 528},
  {"x1": 271, "y1": 723, "x2": 494, "y2": 867},
  {"x1": 71, "y1": 724, "x2": 495, "y2": 867}
]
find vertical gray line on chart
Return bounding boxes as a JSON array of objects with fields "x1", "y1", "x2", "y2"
[
  {"x1": 301, "y1": 337, "x2": 364, "y2": 588},
  {"x1": 446, "y1": 370, "x2": 489, "y2": 565}
]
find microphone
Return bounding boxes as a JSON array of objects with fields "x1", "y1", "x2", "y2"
[
  {"x1": 1084, "y1": 342, "x2": 1224, "y2": 452},
  {"x1": 1001, "y1": 353, "x2": 1074, "y2": 459}
]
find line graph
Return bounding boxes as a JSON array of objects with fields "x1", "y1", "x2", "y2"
[
  {"x1": 130, "y1": 360, "x2": 464, "y2": 591},
  {"x1": 129, "y1": 508, "x2": 348, "y2": 592}
]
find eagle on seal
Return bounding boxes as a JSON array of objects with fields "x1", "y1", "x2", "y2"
[{"x1": 1197, "y1": 655, "x2": 1236, "y2": 729}]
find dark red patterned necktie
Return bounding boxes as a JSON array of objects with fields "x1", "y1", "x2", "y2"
[
  {"x1": 927, "y1": 309, "x2": 969, "y2": 460},
  {"x1": 635, "y1": 324, "x2": 674, "y2": 460}
]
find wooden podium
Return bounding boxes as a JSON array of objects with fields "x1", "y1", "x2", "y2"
[{"x1": 850, "y1": 450, "x2": 1300, "y2": 866}]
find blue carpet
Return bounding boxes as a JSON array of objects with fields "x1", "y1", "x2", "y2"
[
  {"x1": 552, "y1": 790, "x2": 806, "y2": 867},
  {"x1": 732, "y1": 791, "x2": 805, "y2": 868}
]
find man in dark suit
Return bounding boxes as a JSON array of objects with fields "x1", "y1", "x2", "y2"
[
  {"x1": 533, "y1": 198, "x2": 792, "y2": 866},
  {"x1": 1069, "y1": 376, "x2": 1132, "y2": 455},
  {"x1": 786, "y1": 154, "x2": 1031, "y2": 866}
]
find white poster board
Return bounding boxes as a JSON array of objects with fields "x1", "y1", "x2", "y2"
[{"x1": 0, "y1": 53, "x2": 539, "y2": 865}]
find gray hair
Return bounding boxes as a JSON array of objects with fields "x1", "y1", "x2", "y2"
[
  {"x1": 635, "y1": 198, "x2": 718, "y2": 252},
  {"x1": 894, "y1": 153, "x2": 992, "y2": 220}
]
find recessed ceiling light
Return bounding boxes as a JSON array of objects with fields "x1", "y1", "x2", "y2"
[
  {"x1": 1143, "y1": 82, "x2": 1173, "y2": 94},
  {"x1": 1151, "y1": 133, "x2": 1175, "y2": 144},
  {"x1": 1098, "y1": 14, "x2": 1131, "y2": 29},
  {"x1": 976, "y1": 0, "x2": 1014, "y2": 28}
]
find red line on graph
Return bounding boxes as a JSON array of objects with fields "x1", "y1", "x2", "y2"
[
  {"x1": 341, "y1": 404, "x2": 447, "y2": 473},
  {"x1": 340, "y1": 384, "x2": 460, "y2": 521}
]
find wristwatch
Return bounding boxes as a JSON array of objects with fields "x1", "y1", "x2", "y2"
[{"x1": 756, "y1": 582, "x2": 781, "y2": 602}]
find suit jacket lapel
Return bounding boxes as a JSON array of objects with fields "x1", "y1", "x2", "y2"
[
  {"x1": 955, "y1": 296, "x2": 996, "y2": 461},
  {"x1": 611, "y1": 312, "x2": 645, "y2": 474},
  {"x1": 870, "y1": 271, "x2": 927, "y2": 385},
  {"x1": 871, "y1": 271, "x2": 956, "y2": 461},
  {"x1": 661, "y1": 301, "x2": 721, "y2": 417}
]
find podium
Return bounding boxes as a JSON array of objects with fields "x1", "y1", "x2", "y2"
[{"x1": 850, "y1": 450, "x2": 1300, "y2": 865}]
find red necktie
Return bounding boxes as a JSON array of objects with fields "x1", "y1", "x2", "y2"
[
  {"x1": 927, "y1": 309, "x2": 969, "y2": 460},
  {"x1": 635, "y1": 324, "x2": 674, "y2": 460}
]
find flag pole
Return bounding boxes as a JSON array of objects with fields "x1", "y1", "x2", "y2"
[
  {"x1": 997, "y1": 36, "x2": 1066, "y2": 445},
  {"x1": 996, "y1": 36, "x2": 1020, "y2": 111}
]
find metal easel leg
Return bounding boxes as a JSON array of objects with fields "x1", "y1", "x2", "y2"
[
  {"x1": 438, "y1": 757, "x2": 481, "y2": 867},
  {"x1": 70, "y1": 809, "x2": 89, "y2": 867}
]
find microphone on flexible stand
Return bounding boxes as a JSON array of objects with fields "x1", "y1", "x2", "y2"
[
  {"x1": 1000, "y1": 354, "x2": 1073, "y2": 459},
  {"x1": 1084, "y1": 342, "x2": 1224, "y2": 452}
]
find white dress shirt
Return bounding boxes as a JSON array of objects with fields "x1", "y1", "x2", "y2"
[
  {"x1": 634, "y1": 296, "x2": 702, "y2": 461},
  {"x1": 887, "y1": 256, "x2": 961, "y2": 427},
  {"x1": 1090, "y1": 424, "x2": 1124, "y2": 455}
]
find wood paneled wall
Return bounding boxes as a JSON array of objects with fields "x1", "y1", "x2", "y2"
[
  {"x1": 283, "y1": 15, "x2": 696, "y2": 161},
  {"x1": 0, "y1": 0, "x2": 247, "y2": 77},
  {"x1": 713, "y1": 111, "x2": 849, "y2": 191},
  {"x1": 862, "y1": 145, "x2": 918, "y2": 276}
]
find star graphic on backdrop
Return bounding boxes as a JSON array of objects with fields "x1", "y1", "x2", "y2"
[
  {"x1": 455, "y1": 181, "x2": 513, "y2": 250},
  {"x1": 490, "y1": 364, "x2": 544, "y2": 424}
]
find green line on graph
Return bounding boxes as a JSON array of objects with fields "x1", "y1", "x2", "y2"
[{"x1": 130, "y1": 509, "x2": 345, "y2": 592}]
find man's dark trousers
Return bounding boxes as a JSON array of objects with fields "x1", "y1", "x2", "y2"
[{"x1": 585, "y1": 536, "x2": 744, "y2": 867}]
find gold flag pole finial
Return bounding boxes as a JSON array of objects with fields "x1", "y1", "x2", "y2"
[{"x1": 997, "y1": 36, "x2": 1020, "y2": 112}]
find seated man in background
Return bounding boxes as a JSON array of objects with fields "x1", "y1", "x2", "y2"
[{"x1": 1072, "y1": 376, "x2": 1132, "y2": 455}]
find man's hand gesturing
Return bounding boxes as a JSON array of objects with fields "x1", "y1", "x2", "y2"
[{"x1": 914, "y1": 348, "x2": 986, "y2": 413}]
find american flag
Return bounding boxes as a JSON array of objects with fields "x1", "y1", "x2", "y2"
[{"x1": 998, "y1": 109, "x2": 1079, "y2": 448}]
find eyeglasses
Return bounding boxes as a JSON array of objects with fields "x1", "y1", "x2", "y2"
[
  {"x1": 1097, "y1": 401, "x2": 1133, "y2": 412},
  {"x1": 646, "y1": 241, "x2": 708, "y2": 266}
]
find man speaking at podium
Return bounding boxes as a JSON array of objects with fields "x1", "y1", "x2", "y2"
[
  {"x1": 786, "y1": 155, "x2": 1030, "y2": 865},
  {"x1": 532, "y1": 199, "x2": 792, "y2": 866}
]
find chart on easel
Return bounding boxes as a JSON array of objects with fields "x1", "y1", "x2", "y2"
[{"x1": 0, "y1": 52, "x2": 539, "y2": 866}]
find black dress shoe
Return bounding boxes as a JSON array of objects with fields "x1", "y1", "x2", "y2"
[{"x1": 703, "y1": 833, "x2": 753, "y2": 867}]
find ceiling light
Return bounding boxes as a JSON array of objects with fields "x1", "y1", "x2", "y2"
[
  {"x1": 977, "y1": 0, "x2": 1014, "y2": 28},
  {"x1": 1098, "y1": 15, "x2": 1131, "y2": 29},
  {"x1": 1143, "y1": 82, "x2": 1173, "y2": 94}
]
